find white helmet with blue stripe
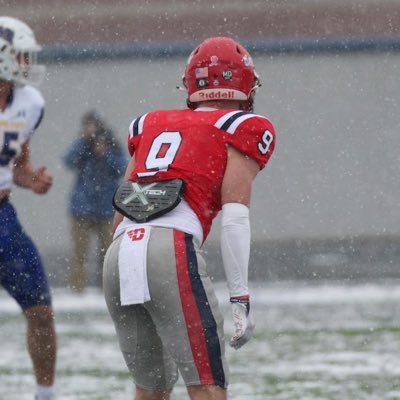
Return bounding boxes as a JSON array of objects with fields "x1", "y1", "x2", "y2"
[{"x1": 0, "y1": 16, "x2": 45, "y2": 86}]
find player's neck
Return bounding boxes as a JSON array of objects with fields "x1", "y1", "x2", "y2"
[
  {"x1": 0, "y1": 80, "x2": 13, "y2": 111},
  {"x1": 197, "y1": 100, "x2": 247, "y2": 111}
]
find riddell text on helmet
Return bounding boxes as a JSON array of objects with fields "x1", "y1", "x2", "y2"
[{"x1": 199, "y1": 91, "x2": 235, "y2": 100}]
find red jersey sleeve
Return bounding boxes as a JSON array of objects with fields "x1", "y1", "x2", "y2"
[
  {"x1": 220, "y1": 112, "x2": 276, "y2": 169},
  {"x1": 127, "y1": 113, "x2": 148, "y2": 156}
]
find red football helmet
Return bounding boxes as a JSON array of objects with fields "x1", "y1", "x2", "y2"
[{"x1": 183, "y1": 37, "x2": 260, "y2": 111}]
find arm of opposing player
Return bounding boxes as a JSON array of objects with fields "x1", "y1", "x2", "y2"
[
  {"x1": 13, "y1": 141, "x2": 53, "y2": 194},
  {"x1": 221, "y1": 146, "x2": 259, "y2": 349}
]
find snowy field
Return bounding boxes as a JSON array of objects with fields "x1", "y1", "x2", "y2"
[{"x1": 1, "y1": 280, "x2": 400, "y2": 399}]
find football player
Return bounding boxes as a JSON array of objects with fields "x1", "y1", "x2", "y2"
[
  {"x1": 103, "y1": 36, "x2": 276, "y2": 400},
  {"x1": 0, "y1": 16, "x2": 56, "y2": 400}
]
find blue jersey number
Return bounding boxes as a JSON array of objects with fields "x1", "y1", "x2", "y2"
[{"x1": 0, "y1": 132, "x2": 19, "y2": 166}]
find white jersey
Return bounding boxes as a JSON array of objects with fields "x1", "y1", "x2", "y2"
[{"x1": 0, "y1": 85, "x2": 44, "y2": 190}]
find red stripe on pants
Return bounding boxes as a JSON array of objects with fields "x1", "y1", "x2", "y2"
[{"x1": 173, "y1": 230, "x2": 214, "y2": 384}]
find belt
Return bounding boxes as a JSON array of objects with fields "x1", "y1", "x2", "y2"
[{"x1": 0, "y1": 196, "x2": 9, "y2": 206}]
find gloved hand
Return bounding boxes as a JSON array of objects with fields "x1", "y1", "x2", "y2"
[{"x1": 229, "y1": 295, "x2": 255, "y2": 350}]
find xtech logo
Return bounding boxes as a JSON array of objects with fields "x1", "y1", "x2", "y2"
[{"x1": 127, "y1": 228, "x2": 145, "y2": 241}]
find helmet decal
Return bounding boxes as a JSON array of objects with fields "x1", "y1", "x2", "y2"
[
  {"x1": 197, "y1": 78, "x2": 209, "y2": 88},
  {"x1": 0, "y1": 26, "x2": 14, "y2": 44},
  {"x1": 209, "y1": 55, "x2": 219, "y2": 66},
  {"x1": 242, "y1": 54, "x2": 254, "y2": 67},
  {"x1": 222, "y1": 70, "x2": 233, "y2": 80},
  {"x1": 195, "y1": 67, "x2": 208, "y2": 78}
]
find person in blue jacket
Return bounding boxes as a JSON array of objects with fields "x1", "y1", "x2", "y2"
[{"x1": 64, "y1": 110, "x2": 127, "y2": 291}]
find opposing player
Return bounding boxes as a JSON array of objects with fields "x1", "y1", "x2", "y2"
[
  {"x1": 0, "y1": 16, "x2": 57, "y2": 400},
  {"x1": 103, "y1": 37, "x2": 276, "y2": 400}
]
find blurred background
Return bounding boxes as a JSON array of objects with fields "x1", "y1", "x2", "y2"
[
  {"x1": 2, "y1": 0, "x2": 400, "y2": 285},
  {"x1": 2, "y1": 2, "x2": 400, "y2": 399}
]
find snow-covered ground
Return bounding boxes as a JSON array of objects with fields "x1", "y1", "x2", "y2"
[{"x1": 1, "y1": 280, "x2": 399, "y2": 399}]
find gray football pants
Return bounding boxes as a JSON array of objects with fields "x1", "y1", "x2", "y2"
[{"x1": 103, "y1": 226, "x2": 228, "y2": 391}]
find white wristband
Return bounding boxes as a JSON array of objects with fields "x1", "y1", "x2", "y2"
[{"x1": 220, "y1": 202, "x2": 250, "y2": 298}]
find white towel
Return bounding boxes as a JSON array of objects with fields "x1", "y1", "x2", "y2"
[{"x1": 118, "y1": 226, "x2": 151, "y2": 305}]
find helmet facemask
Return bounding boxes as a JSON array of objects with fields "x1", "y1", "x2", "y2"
[
  {"x1": 246, "y1": 71, "x2": 262, "y2": 112},
  {"x1": 15, "y1": 48, "x2": 45, "y2": 86},
  {"x1": 0, "y1": 38, "x2": 18, "y2": 82}
]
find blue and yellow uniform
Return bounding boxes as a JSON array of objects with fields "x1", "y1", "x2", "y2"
[{"x1": 0, "y1": 85, "x2": 51, "y2": 309}]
